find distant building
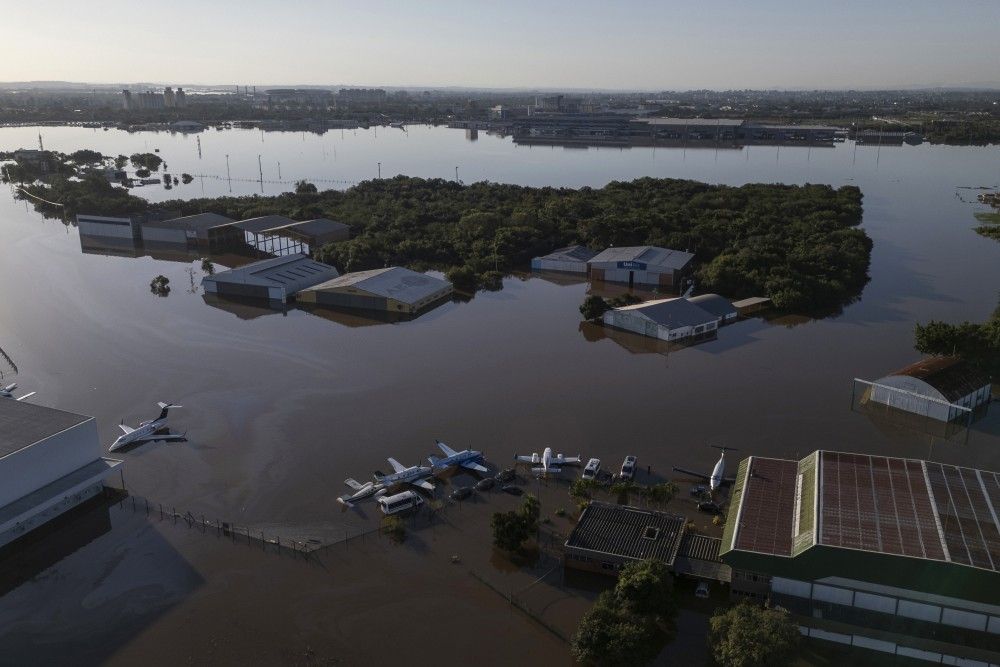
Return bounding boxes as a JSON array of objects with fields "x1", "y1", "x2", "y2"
[
  {"x1": 164, "y1": 87, "x2": 176, "y2": 108},
  {"x1": 0, "y1": 399, "x2": 122, "y2": 549},
  {"x1": 337, "y1": 88, "x2": 386, "y2": 108},
  {"x1": 587, "y1": 245, "x2": 694, "y2": 288},
  {"x1": 602, "y1": 297, "x2": 719, "y2": 344},
  {"x1": 175, "y1": 87, "x2": 186, "y2": 108},
  {"x1": 688, "y1": 293, "x2": 737, "y2": 325},
  {"x1": 169, "y1": 120, "x2": 205, "y2": 132},
  {"x1": 530, "y1": 245, "x2": 597, "y2": 274},
  {"x1": 298, "y1": 266, "x2": 453, "y2": 314},
  {"x1": 862, "y1": 357, "x2": 992, "y2": 423},
  {"x1": 722, "y1": 450, "x2": 1000, "y2": 664},
  {"x1": 633, "y1": 117, "x2": 745, "y2": 142},
  {"x1": 201, "y1": 253, "x2": 340, "y2": 303}
]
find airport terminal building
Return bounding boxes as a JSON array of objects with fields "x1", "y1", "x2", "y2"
[
  {"x1": 0, "y1": 400, "x2": 122, "y2": 549},
  {"x1": 721, "y1": 450, "x2": 1000, "y2": 665}
]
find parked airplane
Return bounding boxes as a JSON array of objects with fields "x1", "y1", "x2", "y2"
[
  {"x1": 0, "y1": 382, "x2": 35, "y2": 401},
  {"x1": 514, "y1": 447, "x2": 581, "y2": 475},
  {"x1": 373, "y1": 458, "x2": 436, "y2": 492},
  {"x1": 337, "y1": 478, "x2": 387, "y2": 508},
  {"x1": 108, "y1": 402, "x2": 185, "y2": 452},
  {"x1": 428, "y1": 440, "x2": 488, "y2": 473},
  {"x1": 673, "y1": 445, "x2": 738, "y2": 493}
]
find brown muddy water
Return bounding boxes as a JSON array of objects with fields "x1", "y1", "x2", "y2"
[{"x1": 1, "y1": 126, "x2": 999, "y2": 665}]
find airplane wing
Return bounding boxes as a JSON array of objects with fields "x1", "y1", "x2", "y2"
[
  {"x1": 461, "y1": 461, "x2": 488, "y2": 473},
  {"x1": 515, "y1": 454, "x2": 536, "y2": 463},
  {"x1": 118, "y1": 424, "x2": 136, "y2": 435},
  {"x1": 556, "y1": 455, "x2": 581, "y2": 465},
  {"x1": 672, "y1": 466, "x2": 710, "y2": 482},
  {"x1": 344, "y1": 478, "x2": 367, "y2": 491},
  {"x1": 387, "y1": 458, "x2": 407, "y2": 473},
  {"x1": 436, "y1": 440, "x2": 458, "y2": 457},
  {"x1": 412, "y1": 478, "x2": 435, "y2": 492},
  {"x1": 15, "y1": 392, "x2": 36, "y2": 401},
  {"x1": 143, "y1": 433, "x2": 187, "y2": 443}
]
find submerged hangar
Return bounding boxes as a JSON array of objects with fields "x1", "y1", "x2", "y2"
[
  {"x1": 861, "y1": 357, "x2": 992, "y2": 423},
  {"x1": 297, "y1": 266, "x2": 453, "y2": 314}
]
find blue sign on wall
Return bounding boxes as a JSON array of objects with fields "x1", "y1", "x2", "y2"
[{"x1": 616, "y1": 260, "x2": 647, "y2": 270}]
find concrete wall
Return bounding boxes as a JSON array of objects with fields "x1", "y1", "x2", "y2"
[{"x1": 0, "y1": 419, "x2": 100, "y2": 508}]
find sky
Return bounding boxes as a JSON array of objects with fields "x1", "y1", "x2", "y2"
[{"x1": 2, "y1": 0, "x2": 999, "y2": 90}]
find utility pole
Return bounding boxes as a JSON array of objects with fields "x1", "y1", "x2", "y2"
[
  {"x1": 455, "y1": 166, "x2": 459, "y2": 182},
  {"x1": 225, "y1": 154, "x2": 231, "y2": 193},
  {"x1": 258, "y1": 154, "x2": 264, "y2": 191},
  {"x1": 277, "y1": 161, "x2": 281, "y2": 180},
  {"x1": 377, "y1": 162, "x2": 381, "y2": 179}
]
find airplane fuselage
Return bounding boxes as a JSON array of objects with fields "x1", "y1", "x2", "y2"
[
  {"x1": 109, "y1": 418, "x2": 168, "y2": 452},
  {"x1": 377, "y1": 465, "x2": 433, "y2": 487},
  {"x1": 709, "y1": 453, "x2": 726, "y2": 491},
  {"x1": 434, "y1": 450, "x2": 483, "y2": 469}
]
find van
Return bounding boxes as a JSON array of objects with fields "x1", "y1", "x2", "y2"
[
  {"x1": 582, "y1": 458, "x2": 601, "y2": 480},
  {"x1": 377, "y1": 490, "x2": 425, "y2": 515}
]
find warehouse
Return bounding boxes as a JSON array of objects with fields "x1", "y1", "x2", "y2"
[
  {"x1": 564, "y1": 502, "x2": 685, "y2": 575},
  {"x1": 861, "y1": 357, "x2": 992, "y2": 423},
  {"x1": 602, "y1": 297, "x2": 718, "y2": 343},
  {"x1": 76, "y1": 214, "x2": 140, "y2": 242},
  {"x1": 0, "y1": 399, "x2": 122, "y2": 549},
  {"x1": 530, "y1": 245, "x2": 597, "y2": 274},
  {"x1": 263, "y1": 218, "x2": 350, "y2": 249},
  {"x1": 632, "y1": 117, "x2": 745, "y2": 141},
  {"x1": 298, "y1": 266, "x2": 453, "y2": 314},
  {"x1": 139, "y1": 212, "x2": 234, "y2": 249},
  {"x1": 721, "y1": 450, "x2": 1000, "y2": 663},
  {"x1": 212, "y1": 215, "x2": 350, "y2": 256},
  {"x1": 587, "y1": 245, "x2": 694, "y2": 288},
  {"x1": 201, "y1": 253, "x2": 339, "y2": 303},
  {"x1": 688, "y1": 293, "x2": 737, "y2": 325}
]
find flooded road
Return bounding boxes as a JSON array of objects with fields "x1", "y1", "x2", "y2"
[{"x1": 1, "y1": 125, "x2": 999, "y2": 664}]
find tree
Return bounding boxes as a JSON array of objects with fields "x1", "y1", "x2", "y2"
[
  {"x1": 295, "y1": 180, "x2": 318, "y2": 194},
  {"x1": 614, "y1": 559, "x2": 676, "y2": 619},
  {"x1": 490, "y1": 494, "x2": 540, "y2": 552},
  {"x1": 708, "y1": 602, "x2": 800, "y2": 667},
  {"x1": 580, "y1": 295, "x2": 610, "y2": 320}
]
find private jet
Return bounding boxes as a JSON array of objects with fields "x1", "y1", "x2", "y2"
[
  {"x1": 673, "y1": 445, "x2": 738, "y2": 494},
  {"x1": 428, "y1": 440, "x2": 488, "y2": 473},
  {"x1": 373, "y1": 458, "x2": 436, "y2": 492},
  {"x1": 1, "y1": 382, "x2": 35, "y2": 401},
  {"x1": 108, "y1": 402, "x2": 185, "y2": 452},
  {"x1": 337, "y1": 479, "x2": 387, "y2": 508},
  {"x1": 514, "y1": 447, "x2": 581, "y2": 475}
]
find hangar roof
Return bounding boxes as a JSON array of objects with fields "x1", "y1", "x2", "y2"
[
  {"x1": 588, "y1": 246, "x2": 694, "y2": 271},
  {"x1": 614, "y1": 297, "x2": 717, "y2": 329},
  {"x1": 202, "y1": 253, "x2": 339, "y2": 291},
  {"x1": 0, "y1": 399, "x2": 92, "y2": 459},
  {"x1": 305, "y1": 267, "x2": 452, "y2": 305},
  {"x1": 882, "y1": 357, "x2": 991, "y2": 402}
]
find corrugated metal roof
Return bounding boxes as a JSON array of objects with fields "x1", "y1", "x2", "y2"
[
  {"x1": 614, "y1": 297, "x2": 716, "y2": 329},
  {"x1": 534, "y1": 245, "x2": 597, "y2": 263},
  {"x1": 0, "y1": 400, "x2": 91, "y2": 459},
  {"x1": 264, "y1": 218, "x2": 349, "y2": 240},
  {"x1": 677, "y1": 533, "x2": 723, "y2": 562},
  {"x1": 883, "y1": 357, "x2": 991, "y2": 402},
  {"x1": 689, "y1": 294, "x2": 736, "y2": 319},
  {"x1": 148, "y1": 212, "x2": 233, "y2": 233},
  {"x1": 565, "y1": 502, "x2": 685, "y2": 564},
  {"x1": 304, "y1": 267, "x2": 452, "y2": 305},
  {"x1": 588, "y1": 246, "x2": 694, "y2": 271},
  {"x1": 230, "y1": 215, "x2": 297, "y2": 234},
  {"x1": 202, "y1": 253, "x2": 339, "y2": 292}
]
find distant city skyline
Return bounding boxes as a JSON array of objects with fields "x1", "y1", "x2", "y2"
[{"x1": 3, "y1": 0, "x2": 999, "y2": 91}]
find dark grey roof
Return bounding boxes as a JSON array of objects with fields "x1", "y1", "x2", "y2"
[
  {"x1": 267, "y1": 218, "x2": 349, "y2": 237},
  {"x1": 305, "y1": 267, "x2": 452, "y2": 305},
  {"x1": 688, "y1": 294, "x2": 736, "y2": 319},
  {"x1": 535, "y1": 245, "x2": 597, "y2": 263},
  {"x1": 148, "y1": 212, "x2": 233, "y2": 233},
  {"x1": 677, "y1": 533, "x2": 723, "y2": 562},
  {"x1": 638, "y1": 117, "x2": 745, "y2": 127},
  {"x1": 230, "y1": 215, "x2": 297, "y2": 234},
  {"x1": 614, "y1": 298, "x2": 717, "y2": 329},
  {"x1": 565, "y1": 502, "x2": 685, "y2": 564},
  {"x1": 202, "y1": 253, "x2": 340, "y2": 291},
  {"x1": 0, "y1": 399, "x2": 92, "y2": 459}
]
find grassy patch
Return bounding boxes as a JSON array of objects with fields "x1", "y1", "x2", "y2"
[{"x1": 974, "y1": 211, "x2": 1000, "y2": 225}]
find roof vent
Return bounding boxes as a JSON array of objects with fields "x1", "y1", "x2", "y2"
[{"x1": 642, "y1": 526, "x2": 660, "y2": 540}]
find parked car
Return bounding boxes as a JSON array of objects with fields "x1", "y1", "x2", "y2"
[
  {"x1": 697, "y1": 500, "x2": 722, "y2": 514},
  {"x1": 689, "y1": 484, "x2": 709, "y2": 497},
  {"x1": 582, "y1": 458, "x2": 601, "y2": 480},
  {"x1": 450, "y1": 486, "x2": 473, "y2": 501},
  {"x1": 620, "y1": 455, "x2": 637, "y2": 481},
  {"x1": 495, "y1": 468, "x2": 516, "y2": 484},
  {"x1": 695, "y1": 581, "x2": 710, "y2": 599},
  {"x1": 501, "y1": 485, "x2": 523, "y2": 496},
  {"x1": 475, "y1": 477, "x2": 496, "y2": 492}
]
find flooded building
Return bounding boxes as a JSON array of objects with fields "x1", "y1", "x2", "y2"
[
  {"x1": 298, "y1": 266, "x2": 452, "y2": 314},
  {"x1": 530, "y1": 245, "x2": 597, "y2": 274},
  {"x1": 863, "y1": 357, "x2": 992, "y2": 423},
  {"x1": 201, "y1": 253, "x2": 339, "y2": 303},
  {"x1": 139, "y1": 212, "x2": 234, "y2": 249},
  {"x1": 721, "y1": 450, "x2": 1000, "y2": 664},
  {"x1": 688, "y1": 293, "x2": 737, "y2": 325},
  {"x1": 212, "y1": 215, "x2": 350, "y2": 257},
  {"x1": 587, "y1": 245, "x2": 694, "y2": 288},
  {"x1": 0, "y1": 399, "x2": 122, "y2": 549},
  {"x1": 603, "y1": 297, "x2": 718, "y2": 344},
  {"x1": 632, "y1": 117, "x2": 744, "y2": 142},
  {"x1": 564, "y1": 502, "x2": 685, "y2": 575}
]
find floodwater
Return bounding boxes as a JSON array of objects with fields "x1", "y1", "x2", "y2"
[{"x1": 1, "y1": 125, "x2": 999, "y2": 665}]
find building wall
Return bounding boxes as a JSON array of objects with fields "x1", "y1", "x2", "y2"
[
  {"x1": 0, "y1": 419, "x2": 100, "y2": 508},
  {"x1": 603, "y1": 310, "x2": 717, "y2": 342},
  {"x1": 76, "y1": 215, "x2": 136, "y2": 240},
  {"x1": 868, "y1": 376, "x2": 991, "y2": 422},
  {"x1": 531, "y1": 258, "x2": 589, "y2": 274},
  {"x1": 589, "y1": 265, "x2": 674, "y2": 287},
  {"x1": 140, "y1": 225, "x2": 192, "y2": 245},
  {"x1": 0, "y1": 480, "x2": 104, "y2": 549}
]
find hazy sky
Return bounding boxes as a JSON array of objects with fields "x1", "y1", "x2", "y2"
[{"x1": 3, "y1": 0, "x2": 999, "y2": 89}]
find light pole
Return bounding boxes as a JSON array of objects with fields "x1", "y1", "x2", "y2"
[{"x1": 377, "y1": 162, "x2": 381, "y2": 179}]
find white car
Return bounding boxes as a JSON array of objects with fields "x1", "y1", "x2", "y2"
[
  {"x1": 582, "y1": 458, "x2": 601, "y2": 480},
  {"x1": 695, "y1": 581, "x2": 710, "y2": 599},
  {"x1": 620, "y1": 455, "x2": 637, "y2": 480}
]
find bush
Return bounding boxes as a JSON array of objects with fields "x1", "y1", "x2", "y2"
[
  {"x1": 580, "y1": 294, "x2": 610, "y2": 321},
  {"x1": 295, "y1": 180, "x2": 318, "y2": 194},
  {"x1": 130, "y1": 152, "x2": 163, "y2": 171},
  {"x1": 490, "y1": 494, "x2": 540, "y2": 553}
]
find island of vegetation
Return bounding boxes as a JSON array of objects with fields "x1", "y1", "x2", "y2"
[
  {"x1": 4, "y1": 151, "x2": 870, "y2": 311},
  {"x1": 915, "y1": 301, "x2": 1000, "y2": 377}
]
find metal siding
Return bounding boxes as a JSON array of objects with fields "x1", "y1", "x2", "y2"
[
  {"x1": 78, "y1": 221, "x2": 134, "y2": 239},
  {"x1": 0, "y1": 419, "x2": 99, "y2": 508},
  {"x1": 141, "y1": 226, "x2": 189, "y2": 244}
]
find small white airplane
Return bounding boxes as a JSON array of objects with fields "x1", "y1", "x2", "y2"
[
  {"x1": 373, "y1": 458, "x2": 436, "y2": 492},
  {"x1": 428, "y1": 440, "x2": 488, "y2": 473},
  {"x1": 337, "y1": 478, "x2": 387, "y2": 508},
  {"x1": 673, "y1": 445, "x2": 738, "y2": 493},
  {"x1": 108, "y1": 402, "x2": 185, "y2": 452},
  {"x1": 1, "y1": 382, "x2": 35, "y2": 401},
  {"x1": 514, "y1": 447, "x2": 581, "y2": 475}
]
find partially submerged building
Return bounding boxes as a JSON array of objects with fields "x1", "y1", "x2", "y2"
[
  {"x1": 688, "y1": 293, "x2": 737, "y2": 325},
  {"x1": 530, "y1": 245, "x2": 597, "y2": 274},
  {"x1": 201, "y1": 253, "x2": 339, "y2": 303},
  {"x1": 587, "y1": 245, "x2": 694, "y2": 288},
  {"x1": 297, "y1": 266, "x2": 453, "y2": 314},
  {"x1": 564, "y1": 502, "x2": 685, "y2": 574},
  {"x1": 721, "y1": 450, "x2": 1000, "y2": 664},
  {"x1": 602, "y1": 297, "x2": 718, "y2": 344},
  {"x1": 212, "y1": 215, "x2": 350, "y2": 256},
  {"x1": 139, "y1": 212, "x2": 234, "y2": 250},
  {"x1": 0, "y1": 399, "x2": 122, "y2": 549},
  {"x1": 861, "y1": 357, "x2": 992, "y2": 423}
]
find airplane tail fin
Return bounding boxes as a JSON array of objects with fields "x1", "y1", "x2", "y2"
[
  {"x1": 156, "y1": 402, "x2": 182, "y2": 420},
  {"x1": 428, "y1": 455, "x2": 442, "y2": 467}
]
